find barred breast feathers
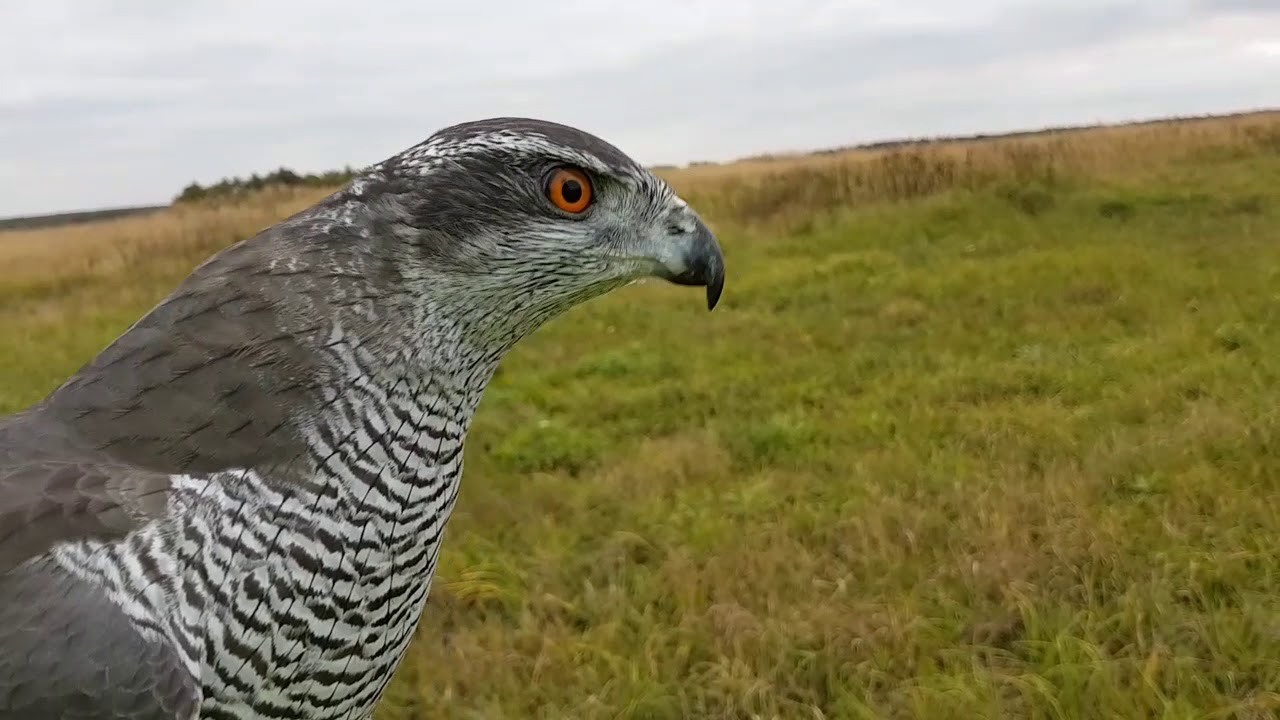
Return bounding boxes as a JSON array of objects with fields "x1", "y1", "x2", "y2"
[{"x1": 44, "y1": 317, "x2": 496, "y2": 719}]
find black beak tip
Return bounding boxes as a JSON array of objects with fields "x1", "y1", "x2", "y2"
[{"x1": 706, "y1": 272, "x2": 724, "y2": 311}]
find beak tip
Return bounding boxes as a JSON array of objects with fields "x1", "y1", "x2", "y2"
[
  {"x1": 706, "y1": 275, "x2": 723, "y2": 311},
  {"x1": 659, "y1": 212, "x2": 725, "y2": 311}
]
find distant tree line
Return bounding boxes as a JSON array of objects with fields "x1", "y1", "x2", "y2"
[{"x1": 173, "y1": 166, "x2": 362, "y2": 203}]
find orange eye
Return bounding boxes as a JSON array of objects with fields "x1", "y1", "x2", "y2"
[{"x1": 546, "y1": 167, "x2": 593, "y2": 214}]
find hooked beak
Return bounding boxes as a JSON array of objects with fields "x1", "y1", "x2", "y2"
[{"x1": 654, "y1": 215, "x2": 726, "y2": 310}]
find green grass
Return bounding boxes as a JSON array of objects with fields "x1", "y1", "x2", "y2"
[{"x1": 3, "y1": 120, "x2": 1280, "y2": 718}]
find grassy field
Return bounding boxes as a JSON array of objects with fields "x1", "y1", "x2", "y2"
[{"x1": 3, "y1": 111, "x2": 1280, "y2": 718}]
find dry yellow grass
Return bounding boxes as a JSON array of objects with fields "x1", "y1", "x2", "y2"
[{"x1": 2, "y1": 110, "x2": 1280, "y2": 718}]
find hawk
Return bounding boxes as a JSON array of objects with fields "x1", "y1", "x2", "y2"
[{"x1": 0, "y1": 117, "x2": 724, "y2": 719}]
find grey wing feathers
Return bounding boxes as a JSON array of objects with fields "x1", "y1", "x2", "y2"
[
  {"x1": 0, "y1": 409, "x2": 174, "y2": 576},
  {"x1": 0, "y1": 557, "x2": 197, "y2": 719},
  {"x1": 0, "y1": 458, "x2": 173, "y2": 576},
  {"x1": 0, "y1": 411, "x2": 197, "y2": 719}
]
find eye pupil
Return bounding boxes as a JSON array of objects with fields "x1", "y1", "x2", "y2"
[{"x1": 561, "y1": 179, "x2": 582, "y2": 204}]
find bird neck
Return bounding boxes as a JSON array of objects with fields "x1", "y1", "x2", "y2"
[{"x1": 309, "y1": 312, "x2": 503, "y2": 467}]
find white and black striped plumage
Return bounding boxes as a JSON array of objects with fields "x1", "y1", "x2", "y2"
[{"x1": 0, "y1": 117, "x2": 724, "y2": 719}]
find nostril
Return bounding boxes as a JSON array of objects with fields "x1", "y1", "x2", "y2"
[{"x1": 667, "y1": 222, "x2": 689, "y2": 235}]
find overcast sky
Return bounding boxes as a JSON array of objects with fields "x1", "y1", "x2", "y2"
[{"x1": 1, "y1": 1, "x2": 1278, "y2": 218}]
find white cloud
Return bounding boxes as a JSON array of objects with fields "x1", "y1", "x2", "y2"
[
  {"x1": 1246, "y1": 40, "x2": 1280, "y2": 56},
  {"x1": 1, "y1": 0, "x2": 1278, "y2": 217}
]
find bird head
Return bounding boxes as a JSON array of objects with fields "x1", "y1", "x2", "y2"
[{"x1": 336, "y1": 117, "x2": 724, "y2": 347}]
